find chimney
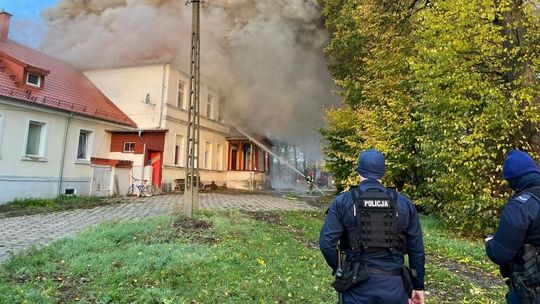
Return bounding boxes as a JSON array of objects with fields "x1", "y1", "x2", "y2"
[{"x1": 0, "y1": 11, "x2": 12, "y2": 41}]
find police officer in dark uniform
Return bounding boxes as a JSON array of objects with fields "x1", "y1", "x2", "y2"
[
  {"x1": 487, "y1": 150, "x2": 540, "y2": 304},
  {"x1": 319, "y1": 149, "x2": 425, "y2": 304}
]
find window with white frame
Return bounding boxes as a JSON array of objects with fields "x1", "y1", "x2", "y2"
[
  {"x1": 123, "y1": 142, "x2": 135, "y2": 152},
  {"x1": 204, "y1": 142, "x2": 212, "y2": 170},
  {"x1": 174, "y1": 134, "x2": 184, "y2": 166},
  {"x1": 216, "y1": 144, "x2": 223, "y2": 170},
  {"x1": 207, "y1": 94, "x2": 214, "y2": 119},
  {"x1": 177, "y1": 80, "x2": 185, "y2": 109},
  {"x1": 26, "y1": 73, "x2": 41, "y2": 87},
  {"x1": 25, "y1": 120, "x2": 47, "y2": 158},
  {"x1": 77, "y1": 129, "x2": 92, "y2": 161}
]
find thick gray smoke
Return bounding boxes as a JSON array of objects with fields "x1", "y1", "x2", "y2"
[{"x1": 40, "y1": 0, "x2": 338, "y2": 156}]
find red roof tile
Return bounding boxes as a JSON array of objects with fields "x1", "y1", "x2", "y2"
[{"x1": 0, "y1": 40, "x2": 136, "y2": 127}]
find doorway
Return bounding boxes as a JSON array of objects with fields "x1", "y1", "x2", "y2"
[
  {"x1": 148, "y1": 151, "x2": 162, "y2": 188},
  {"x1": 91, "y1": 166, "x2": 112, "y2": 196}
]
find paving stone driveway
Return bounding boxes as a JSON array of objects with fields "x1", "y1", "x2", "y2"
[{"x1": 0, "y1": 193, "x2": 317, "y2": 263}]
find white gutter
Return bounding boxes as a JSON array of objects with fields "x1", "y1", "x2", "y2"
[
  {"x1": 58, "y1": 112, "x2": 73, "y2": 195},
  {"x1": 158, "y1": 63, "x2": 167, "y2": 128}
]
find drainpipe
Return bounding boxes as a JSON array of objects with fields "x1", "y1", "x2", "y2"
[
  {"x1": 58, "y1": 112, "x2": 73, "y2": 196},
  {"x1": 158, "y1": 63, "x2": 167, "y2": 129},
  {"x1": 138, "y1": 130, "x2": 147, "y2": 188},
  {"x1": 250, "y1": 142, "x2": 254, "y2": 190}
]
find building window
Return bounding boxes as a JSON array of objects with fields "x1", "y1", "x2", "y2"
[
  {"x1": 177, "y1": 80, "x2": 185, "y2": 109},
  {"x1": 205, "y1": 142, "x2": 212, "y2": 170},
  {"x1": 123, "y1": 142, "x2": 135, "y2": 152},
  {"x1": 207, "y1": 94, "x2": 214, "y2": 119},
  {"x1": 64, "y1": 188, "x2": 76, "y2": 195},
  {"x1": 217, "y1": 98, "x2": 223, "y2": 122},
  {"x1": 77, "y1": 130, "x2": 92, "y2": 161},
  {"x1": 174, "y1": 134, "x2": 184, "y2": 166},
  {"x1": 25, "y1": 120, "x2": 47, "y2": 158},
  {"x1": 26, "y1": 73, "x2": 41, "y2": 87},
  {"x1": 216, "y1": 144, "x2": 223, "y2": 171}
]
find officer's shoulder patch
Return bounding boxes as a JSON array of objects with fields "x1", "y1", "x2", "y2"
[{"x1": 515, "y1": 194, "x2": 532, "y2": 203}]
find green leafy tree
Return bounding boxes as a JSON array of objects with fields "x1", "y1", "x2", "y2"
[
  {"x1": 319, "y1": 107, "x2": 364, "y2": 192},
  {"x1": 319, "y1": 0, "x2": 540, "y2": 234}
]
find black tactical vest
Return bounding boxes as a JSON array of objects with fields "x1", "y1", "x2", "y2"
[
  {"x1": 346, "y1": 187, "x2": 406, "y2": 252},
  {"x1": 499, "y1": 187, "x2": 540, "y2": 303}
]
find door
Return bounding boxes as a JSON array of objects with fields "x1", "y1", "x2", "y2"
[
  {"x1": 91, "y1": 166, "x2": 112, "y2": 196},
  {"x1": 149, "y1": 151, "x2": 162, "y2": 188}
]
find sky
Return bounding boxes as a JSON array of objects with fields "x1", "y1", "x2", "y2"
[{"x1": 0, "y1": 0, "x2": 58, "y2": 47}]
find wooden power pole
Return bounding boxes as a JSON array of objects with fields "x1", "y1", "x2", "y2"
[{"x1": 183, "y1": 0, "x2": 201, "y2": 218}]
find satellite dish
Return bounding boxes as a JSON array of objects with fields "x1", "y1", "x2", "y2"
[{"x1": 142, "y1": 93, "x2": 155, "y2": 106}]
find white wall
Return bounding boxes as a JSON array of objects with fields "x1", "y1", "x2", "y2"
[
  {"x1": 85, "y1": 65, "x2": 168, "y2": 129},
  {"x1": 226, "y1": 171, "x2": 268, "y2": 190},
  {"x1": 87, "y1": 64, "x2": 234, "y2": 189},
  {"x1": 0, "y1": 99, "x2": 131, "y2": 203},
  {"x1": 161, "y1": 118, "x2": 229, "y2": 186}
]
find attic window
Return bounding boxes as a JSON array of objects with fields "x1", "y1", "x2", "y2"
[{"x1": 26, "y1": 73, "x2": 41, "y2": 87}]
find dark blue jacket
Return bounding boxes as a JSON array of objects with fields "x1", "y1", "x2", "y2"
[
  {"x1": 486, "y1": 174, "x2": 540, "y2": 266},
  {"x1": 319, "y1": 179, "x2": 426, "y2": 290}
]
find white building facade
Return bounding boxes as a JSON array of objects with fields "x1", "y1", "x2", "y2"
[
  {"x1": 85, "y1": 64, "x2": 270, "y2": 190},
  {"x1": 0, "y1": 12, "x2": 136, "y2": 203}
]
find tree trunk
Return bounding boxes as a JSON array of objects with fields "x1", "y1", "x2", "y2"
[{"x1": 494, "y1": 0, "x2": 540, "y2": 152}]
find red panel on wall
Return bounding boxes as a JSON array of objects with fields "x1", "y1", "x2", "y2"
[
  {"x1": 111, "y1": 134, "x2": 145, "y2": 154},
  {"x1": 110, "y1": 131, "x2": 166, "y2": 154}
]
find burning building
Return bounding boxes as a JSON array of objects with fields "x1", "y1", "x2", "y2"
[
  {"x1": 84, "y1": 63, "x2": 272, "y2": 191},
  {"x1": 26, "y1": 0, "x2": 339, "y2": 193}
]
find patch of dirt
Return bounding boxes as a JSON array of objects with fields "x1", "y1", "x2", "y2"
[
  {"x1": 6, "y1": 273, "x2": 31, "y2": 284},
  {"x1": 425, "y1": 284, "x2": 466, "y2": 304},
  {"x1": 304, "y1": 240, "x2": 319, "y2": 250},
  {"x1": 56, "y1": 277, "x2": 78, "y2": 303},
  {"x1": 428, "y1": 254, "x2": 504, "y2": 290},
  {"x1": 171, "y1": 217, "x2": 213, "y2": 231},
  {"x1": 304, "y1": 195, "x2": 335, "y2": 209},
  {"x1": 247, "y1": 211, "x2": 282, "y2": 224},
  {"x1": 170, "y1": 217, "x2": 217, "y2": 244}
]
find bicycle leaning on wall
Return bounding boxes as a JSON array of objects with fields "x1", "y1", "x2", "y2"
[{"x1": 127, "y1": 177, "x2": 155, "y2": 197}]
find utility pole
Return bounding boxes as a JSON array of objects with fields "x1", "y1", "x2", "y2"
[{"x1": 183, "y1": 0, "x2": 201, "y2": 218}]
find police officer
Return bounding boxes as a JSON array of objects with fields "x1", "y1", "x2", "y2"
[
  {"x1": 319, "y1": 149, "x2": 425, "y2": 304},
  {"x1": 486, "y1": 150, "x2": 540, "y2": 304}
]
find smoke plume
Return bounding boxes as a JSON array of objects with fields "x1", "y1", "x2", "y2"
[{"x1": 40, "y1": 0, "x2": 338, "y2": 155}]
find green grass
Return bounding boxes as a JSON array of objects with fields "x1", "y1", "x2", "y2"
[
  {"x1": 0, "y1": 211, "x2": 335, "y2": 303},
  {"x1": 0, "y1": 210, "x2": 508, "y2": 304},
  {"x1": 422, "y1": 215, "x2": 499, "y2": 275},
  {"x1": 0, "y1": 196, "x2": 120, "y2": 217}
]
